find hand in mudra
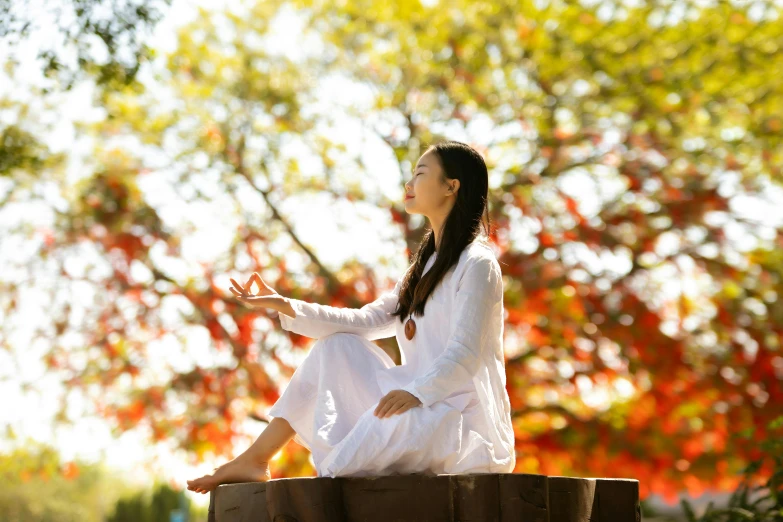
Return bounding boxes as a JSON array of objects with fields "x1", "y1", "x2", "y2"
[
  {"x1": 229, "y1": 272, "x2": 278, "y2": 309},
  {"x1": 374, "y1": 389, "x2": 422, "y2": 418}
]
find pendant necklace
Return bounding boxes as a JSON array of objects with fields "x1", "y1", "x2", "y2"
[
  {"x1": 405, "y1": 251, "x2": 435, "y2": 341},
  {"x1": 404, "y1": 310, "x2": 416, "y2": 340}
]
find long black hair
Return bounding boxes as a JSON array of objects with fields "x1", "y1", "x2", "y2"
[{"x1": 391, "y1": 140, "x2": 494, "y2": 323}]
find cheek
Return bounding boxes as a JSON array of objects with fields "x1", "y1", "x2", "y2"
[{"x1": 415, "y1": 180, "x2": 438, "y2": 204}]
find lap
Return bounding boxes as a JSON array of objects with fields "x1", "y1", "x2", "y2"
[{"x1": 316, "y1": 396, "x2": 466, "y2": 477}]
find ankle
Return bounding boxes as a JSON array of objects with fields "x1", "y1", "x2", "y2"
[{"x1": 240, "y1": 450, "x2": 270, "y2": 466}]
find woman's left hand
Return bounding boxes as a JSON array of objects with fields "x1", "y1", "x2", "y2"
[{"x1": 374, "y1": 390, "x2": 422, "y2": 418}]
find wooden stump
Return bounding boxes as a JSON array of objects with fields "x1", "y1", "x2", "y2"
[{"x1": 207, "y1": 473, "x2": 640, "y2": 522}]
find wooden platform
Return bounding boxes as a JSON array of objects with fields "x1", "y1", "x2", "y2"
[{"x1": 207, "y1": 472, "x2": 641, "y2": 521}]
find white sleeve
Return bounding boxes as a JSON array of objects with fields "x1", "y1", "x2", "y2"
[
  {"x1": 401, "y1": 256, "x2": 502, "y2": 407},
  {"x1": 276, "y1": 277, "x2": 403, "y2": 340}
]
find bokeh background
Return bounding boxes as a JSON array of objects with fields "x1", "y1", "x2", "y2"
[{"x1": 1, "y1": 0, "x2": 781, "y2": 520}]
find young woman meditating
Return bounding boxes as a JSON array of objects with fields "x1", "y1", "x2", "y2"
[{"x1": 187, "y1": 140, "x2": 515, "y2": 493}]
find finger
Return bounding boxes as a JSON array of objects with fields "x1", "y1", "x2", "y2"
[
  {"x1": 387, "y1": 403, "x2": 410, "y2": 417},
  {"x1": 230, "y1": 278, "x2": 247, "y2": 295},
  {"x1": 382, "y1": 400, "x2": 406, "y2": 418},
  {"x1": 374, "y1": 396, "x2": 391, "y2": 416},
  {"x1": 251, "y1": 273, "x2": 265, "y2": 294},
  {"x1": 379, "y1": 397, "x2": 407, "y2": 418},
  {"x1": 375, "y1": 393, "x2": 400, "y2": 414},
  {"x1": 392, "y1": 400, "x2": 418, "y2": 417},
  {"x1": 378, "y1": 392, "x2": 406, "y2": 416},
  {"x1": 244, "y1": 276, "x2": 254, "y2": 294},
  {"x1": 379, "y1": 403, "x2": 395, "y2": 418},
  {"x1": 229, "y1": 287, "x2": 243, "y2": 297}
]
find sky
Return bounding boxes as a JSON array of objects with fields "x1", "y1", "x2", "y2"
[{"x1": 1, "y1": 0, "x2": 782, "y2": 511}]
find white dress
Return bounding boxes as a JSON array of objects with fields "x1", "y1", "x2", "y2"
[{"x1": 267, "y1": 238, "x2": 516, "y2": 478}]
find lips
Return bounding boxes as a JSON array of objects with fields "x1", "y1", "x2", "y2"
[{"x1": 405, "y1": 195, "x2": 415, "y2": 200}]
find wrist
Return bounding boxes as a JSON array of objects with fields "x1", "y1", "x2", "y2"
[{"x1": 275, "y1": 295, "x2": 296, "y2": 319}]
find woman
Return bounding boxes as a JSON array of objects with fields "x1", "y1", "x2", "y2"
[{"x1": 187, "y1": 140, "x2": 515, "y2": 493}]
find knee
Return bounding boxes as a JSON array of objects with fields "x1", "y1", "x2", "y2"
[
  {"x1": 320, "y1": 332, "x2": 360, "y2": 344},
  {"x1": 316, "y1": 332, "x2": 357, "y2": 349},
  {"x1": 312, "y1": 332, "x2": 362, "y2": 355},
  {"x1": 370, "y1": 404, "x2": 417, "y2": 426}
]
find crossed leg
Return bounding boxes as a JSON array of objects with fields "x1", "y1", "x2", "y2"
[{"x1": 187, "y1": 331, "x2": 405, "y2": 492}]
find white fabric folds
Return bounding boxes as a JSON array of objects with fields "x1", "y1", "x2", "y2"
[{"x1": 267, "y1": 238, "x2": 516, "y2": 477}]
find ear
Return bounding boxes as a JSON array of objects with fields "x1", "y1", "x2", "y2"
[{"x1": 448, "y1": 179, "x2": 460, "y2": 194}]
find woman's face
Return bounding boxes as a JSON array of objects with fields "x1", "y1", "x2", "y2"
[{"x1": 404, "y1": 149, "x2": 459, "y2": 218}]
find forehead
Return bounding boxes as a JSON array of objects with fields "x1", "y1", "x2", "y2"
[{"x1": 415, "y1": 150, "x2": 437, "y2": 168}]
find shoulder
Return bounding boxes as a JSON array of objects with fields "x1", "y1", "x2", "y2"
[
  {"x1": 456, "y1": 241, "x2": 501, "y2": 281},
  {"x1": 462, "y1": 240, "x2": 499, "y2": 267}
]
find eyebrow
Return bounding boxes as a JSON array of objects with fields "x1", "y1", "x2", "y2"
[{"x1": 414, "y1": 163, "x2": 429, "y2": 170}]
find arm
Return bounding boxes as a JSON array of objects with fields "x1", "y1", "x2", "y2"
[
  {"x1": 401, "y1": 256, "x2": 503, "y2": 407},
  {"x1": 277, "y1": 277, "x2": 403, "y2": 340}
]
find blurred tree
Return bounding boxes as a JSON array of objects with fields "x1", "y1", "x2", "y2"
[
  {"x1": 107, "y1": 481, "x2": 195, "y2": 522},
  {"x1": 679, "y1": 415, "x2": 783, "y2": 521},
  {"x1": 0, "y1": 0, "x2": 172, "y2": 92},
  {"x1": 1, "y1": 0, "x2": 781, "y2": 507},
  {"x1": 0, "y1": 437, "x2": 134, "y2": 522},
  {"x1": 109, "y1": 494, "x2": 151, "y2": 522}
]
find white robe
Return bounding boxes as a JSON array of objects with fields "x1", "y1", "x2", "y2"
[{"x1": 267, "y1": 239, "x2": 516, "y2": 477}]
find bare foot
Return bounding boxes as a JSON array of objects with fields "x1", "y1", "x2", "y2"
[{"x1": 187, "y1": 454, "x2": 271, "y2": 494}]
